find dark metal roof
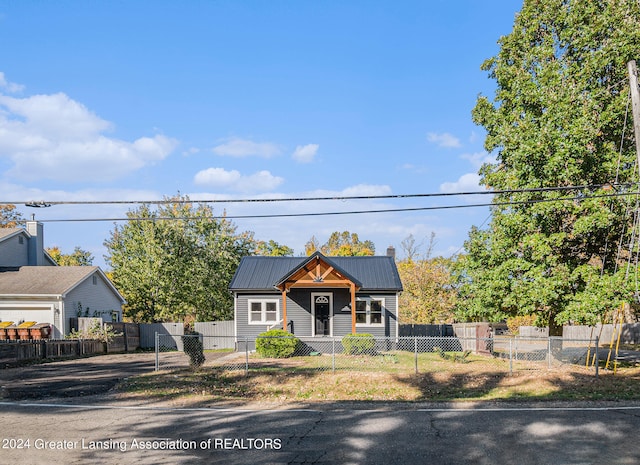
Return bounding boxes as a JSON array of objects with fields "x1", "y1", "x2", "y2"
[{"x1": 229, "y1": 254, "x2": 403, "y2": 291}]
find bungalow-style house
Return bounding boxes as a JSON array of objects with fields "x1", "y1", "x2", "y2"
[
  {"x1": 229, "y1": 250, "x2": 403, "y2": 339},
  {"x1": 0, "y1": 221, "x2": 125, "y2": 338}
]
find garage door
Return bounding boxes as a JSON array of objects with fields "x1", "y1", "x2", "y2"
[{"x1": 0, "y1": 307, "x2": 52, "y2": 325}]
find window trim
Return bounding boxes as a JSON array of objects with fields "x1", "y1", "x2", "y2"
[
  {"x1": 355, "y1": 297, "x2": 385, "y2": 327},
  {"x1": 247, "y1": 299, "x2": 280, "y2": 325}
]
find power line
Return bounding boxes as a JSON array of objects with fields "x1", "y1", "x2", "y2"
[
  {"x1": 4, "y1": 182, "x2": 637, "y2": 207},
  {"x1": 20, "y1": 189, "x2": 640, "y2": 223}
]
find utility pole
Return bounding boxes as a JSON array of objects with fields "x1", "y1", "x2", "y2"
[{"x1": 628, "y1": 60, "x2": 640, "y2": 168}]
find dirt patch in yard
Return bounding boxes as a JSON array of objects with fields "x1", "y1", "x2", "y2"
[
  {"x1": 2, "y1": 351, "x2": 640, "y2": 406},
  {"x1": 0, "y1": 353, "x2": 162, "y2": 400},
  {"x1": 116, "y1": 354, "x2": 640, "y2": 407}
]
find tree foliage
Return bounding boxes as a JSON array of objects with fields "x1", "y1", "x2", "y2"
[
  {"x1": 104, "y1": 195, "x2": 255, "y2": 323},
  {"x1": 397, "y1": 234, "x2": 457, "y2": 324},
  {"x1": 254, "y1": 239, "x2": 294, "y2": 256},
  {"x1": 46, "y1": 246, "x2": 94, "y2": 266},
  {"x1": 0, "y1": 204, "x2": 22, "y2": 228},
  {"x1": 305, "y1": 231, "x2": 375, "y2": 256},
  {"x1": 456, "y1": 0, "x2": 640, "y2": 333}
]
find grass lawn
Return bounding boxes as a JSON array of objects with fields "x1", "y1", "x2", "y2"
[{"x1": 116, "y1": 350, "x2": 640, "y2": 406}]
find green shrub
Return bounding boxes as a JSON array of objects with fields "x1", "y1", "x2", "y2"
[
  {"x1": 342, "y1": 333, "x2": 375, "y2": 355},
  {"x1": 66, "y1": 320, "x2": 122, "y2": 343},
  {"x1": 255, "y1": 329, "x2": 300, "y2": 358},
  {"x1": 182, "y1": 334, "x2": 205, "y2": 368}
]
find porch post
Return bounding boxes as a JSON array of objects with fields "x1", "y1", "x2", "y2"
[
  {"x1": 282, "y1": 288, "x2": 288, "y2": 332},
  {"x1": 350, "y1": 282, "x2": 356, "y2": 334}
]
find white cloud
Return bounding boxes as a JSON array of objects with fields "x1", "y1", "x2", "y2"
[
  {"x1": 439, "y1": 173, "x2": 481, "y2": 193},
  {"x1": 400, "y1": 163, "x2": 428, "y2": 174},
  {"x1": 182, "y1": 147, "x2": 200, "y2": 156},
  {"x1": 212, "y1": 137, "x2": 281, "y2": 158},
  {"x1": 194, "y1": 167, "x2": 241, "y2": 187},
  {"x1": 427, "y1": 132, "x2": 461, "y2": 148},
  {"x1": 193, "y1": 167, "x2": 284, "y2": 193},
  {"x1": 0, "y1": 91, "x2": 177, "y2": 182},
  {"x1": 461, "y1": 151, "x2": 495, "y2": 169},
  {"x1": 292, "y1": 144, "x2": 319, "y2": 163},
  {"x1": 0, "y1": 72, "x2": 25, "y2": 93},
  {"x1": 339, "y1": 184, "x2": 393, "y2": 197}
]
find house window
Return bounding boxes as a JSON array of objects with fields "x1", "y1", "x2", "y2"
[
  {"x1": 355, "y1": 298, "x2": 385, "y2": 326},
  {"x1": 355, "y1": 300, "x2": 367, "y2": 324},
  {"x1": 248, "y1": 299, "x2": 279, "y2": 325}
]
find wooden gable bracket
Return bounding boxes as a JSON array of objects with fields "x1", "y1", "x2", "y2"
[{"x1": 277, "y1": 253, "x2": 362, "y2": 334}]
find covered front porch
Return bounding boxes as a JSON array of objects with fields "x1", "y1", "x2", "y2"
[{"x1": 275, "y1": 253, "x2": 362, "y2": 336}]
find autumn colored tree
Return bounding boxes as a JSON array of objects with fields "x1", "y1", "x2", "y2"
[
  {"x1": 305, "y1": 231, "x2": 375, "y2": 256},
  {"x1": 0, "y1": 204, "x2": 22, "y2": 228},
  {"x1": 398, "y1": 257, "x2": 457, "y2": 324},
  {"x1": 46, "y1": 246, "x2": 94, "y2": 266},
  {"x1": 255, "y1": 239, "x2": 294, "y2": 256},
  {"x1": 397, "y1": 234, "x2": 457, "y2": 324}
]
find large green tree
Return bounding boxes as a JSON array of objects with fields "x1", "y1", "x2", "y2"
[
  {"x1": 456, "y1": 0, "x2": 640, "y2": 333},
  {"x1": 104, "y1": 195, "x2": 255, "y2": 323}
]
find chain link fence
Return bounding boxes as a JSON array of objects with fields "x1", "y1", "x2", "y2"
[{"x1": 154, "y1": 333, "x2": 605, "y2": 377}]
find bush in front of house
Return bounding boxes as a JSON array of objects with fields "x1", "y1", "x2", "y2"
[
  {"x1": 342, "y1": 333, "x2": 375, "y2": 355},
  {"x1": 256, "y1": 329, "x2": 300, "y2": 358}
]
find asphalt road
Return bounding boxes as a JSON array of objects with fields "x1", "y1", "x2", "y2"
[
  {"x1": 1, "y1": 354, "x2": 640, "y2": 464},
  {"x1": 1, "y1": 401, "x2": 640, "y2": 464}
]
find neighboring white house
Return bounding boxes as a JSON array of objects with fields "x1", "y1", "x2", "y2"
[{"x1": 0, "y1": 221, "x2": 125, "y2": 338}]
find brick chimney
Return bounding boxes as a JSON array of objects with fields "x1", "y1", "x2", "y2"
[{"x1": 386, "y1": 246, "x2": 396, "y2": 260}]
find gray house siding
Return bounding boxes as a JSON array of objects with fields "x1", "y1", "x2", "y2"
[
  {"x1": 65, "y1": 273, "x2": 123, "y2": 334},
  {"x1": 231, "y1": 253, "x2": 403, "y2": 340},
  {"x1": 355, "y1": 293, "x2": 398, "y2": 339},
  {"x1": 234, "y1": 289, "x2": 398, "y2": 339},
  {"x1": 286, "y1": 289, "x2": 314, "y2": 336},
  {"x1": 331, "y1": 290, "x2": 353, "y2": 336},
  {"x1": 0, "y1": 233, "x2": 29, "y2": 267},
  {"x1": 234, "y1": 292, "x2": 283, "y2": 339}
]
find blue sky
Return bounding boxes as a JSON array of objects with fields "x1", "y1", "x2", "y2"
[{"x1": 0, "y1": 1, "x2": 521, "y2": 267}]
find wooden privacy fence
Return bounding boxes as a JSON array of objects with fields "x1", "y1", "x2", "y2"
[
  {"x1": 106, "y1": 322, "x2": 140, "y2": 352},
  {"x1": 563, "y1": 323, "x2": 640, "y2": 344},
  {"x1": 70, "y1": 318, "x2": 141, "y2": 352},
  {"x1": 0, "y1": 340, "x2": 107, "y2": 367}
]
